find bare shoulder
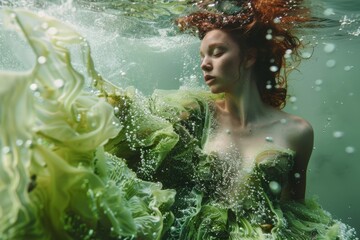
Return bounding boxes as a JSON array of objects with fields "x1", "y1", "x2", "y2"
[
  {"x1": 273, "y1": 112, "x2": 314, "y2": 200},
  {"x1": 282, "y1": 113, "x2": 314, "y2": 150}
]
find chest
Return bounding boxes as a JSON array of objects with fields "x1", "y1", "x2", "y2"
[{"x1": 202, "y1": 123, "x2": 291, "y2": 168}]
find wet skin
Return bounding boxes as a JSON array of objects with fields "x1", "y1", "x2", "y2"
[{"x1": 199, "y1": 30, "x2": 314, "y2": 201}]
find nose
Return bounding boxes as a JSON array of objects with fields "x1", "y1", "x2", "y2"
[{"x1": 200, "y1": 57, "x2": 212, "y2": 72}]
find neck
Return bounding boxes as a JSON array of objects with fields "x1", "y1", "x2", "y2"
[{"x1": 222, "y1": 74, "x2": 270, "y2": 128}]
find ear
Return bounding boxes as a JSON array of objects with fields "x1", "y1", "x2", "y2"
[{"x1": 244, "y1": 48, "x2": 257, "y2": 68}]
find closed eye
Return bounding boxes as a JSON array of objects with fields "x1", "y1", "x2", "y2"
[
  {"x1": 214, "y1": 52, "x2": 224, "y2": 57},
  {"x1": 213, "y1": 47, "x2": 226, "y2": 57}
]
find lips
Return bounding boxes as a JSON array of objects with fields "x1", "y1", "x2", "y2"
[{"x1": 204, "y1": 75, "x2": 215, "y2": 82}]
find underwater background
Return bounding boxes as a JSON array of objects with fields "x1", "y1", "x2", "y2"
[{"x1": 0, "y1": 0, "x2": 359, "y2": 236}]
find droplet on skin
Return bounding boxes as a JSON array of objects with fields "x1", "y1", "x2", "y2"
[
  {"x1": 345, "y1": 146, "x2": 355, "y2": 154},
  {"x1": 280, "y1": 118, "x2": 287, "y2": 124},
  {"x1": 323, "y1": 43, "x2": 336, "y2": 53},
  {"x1": 114, "y1": 107, "x2": 119, "y2": 114},
  {"x1": 225, "y1": 129, "x2": 231, "y2": 134},
  {"x1": 333, "y1": 131, "x2": 344, "y2": 138},
  {"x1": 37, "y1": 56, "x2": 47, "y2": 64},
  {"x1": 294, "y1": 173, "x2": 301, "y2": 179},
  {"x1": 269, "y1": 181, "x2": 281, "y2": 194}
]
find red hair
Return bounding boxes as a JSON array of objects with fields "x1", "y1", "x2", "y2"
[{"x1": 176, "y1": 0, "x2": 310, "y2": 109}]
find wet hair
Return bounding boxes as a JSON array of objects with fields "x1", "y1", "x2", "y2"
[{"x1": 176, "y1": 0, "x2": 310, "y2": 109}]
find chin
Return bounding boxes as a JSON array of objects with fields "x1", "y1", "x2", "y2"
[{"x1": 208, "y1": 86, "x2": 224, "y2": 94}]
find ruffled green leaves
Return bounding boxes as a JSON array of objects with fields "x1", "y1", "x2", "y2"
[{"x1": 0, "y1": 8, "x2": 174, "y2": 239}]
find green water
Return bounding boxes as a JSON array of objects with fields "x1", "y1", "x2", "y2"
[{"x1": 0, "y1": 0, "x2": 359, "y2": 237}]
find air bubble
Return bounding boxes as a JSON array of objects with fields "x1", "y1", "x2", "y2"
[
  {"x1": 323, "y1": 8, "x2": 335, "y2": 16},
  {"x1": 284, "y1": 49, "x2": 292, "y2": 58},
  {"x1": 37, "y1": 56, "x2": 47, "y2": 64},
  {"x1": 301, "y1": 52, "x2": 312, "y2": 58},
  {"x1": 2, "y1": 146, "x2": 11, "y2": 154},
  {"x1": 54, "y1": 79, "x2": 64, "y2": 88},
  {"x1": 269, "y1": 181, "x2": 281, "y2": 194},
  {"x1": 294, "y1": 173, "x2": 301, "y2": 179},
  {"x1": 273, "y1": 17, "x2": 281, "y2": 24},
  {"x1": 289, "y1": 96, "x2": 297, "y2": 103},
  {"x1": 333, "y1": 131, "x2": 344, "y2": 138},
  {"x1": 323, "y1": 43, "x2": 336, "y2": 53},
  {"x1": 315, "y1": 79, "x2": 323, "y2": 85},
  {"x1": 41, "y1": 22, "x2": 49, "y2": 29},
  {"x1": 266, "y1": 34, "x2": 272, "y2": 40},
  {"x1": 345, "y1": 146, "x2": 355, "y2": 154},
  {"x1": 30, "y1": 83, "x2": 38, "y2": 91},
  {"x1": 326, "y1": 59, "x2": 336, "y2": 68},
  {"x1": 114, "y1": 107, "x2": 119, "y2": 114},
  {"x1": 25, "y1": 140, "x2": 34, "y2": 148},
  {"x1": 16, "y1": 139, "x2": 24, "y2": 146},
  {"x1": 344, "y1": 66, "x2": 353, "y2": 71},
  {"x1": 269, "y1": 66, "x2": 278, "y2": 72},
  {"x1": 265, "y1": 136, "x2": 273, "y2": 142},
  {"x1": 47, "y1": 27, "x2": 58, "y2": 35}
]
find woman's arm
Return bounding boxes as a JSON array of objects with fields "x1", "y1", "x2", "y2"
[{"x1": 282, "y1": 117, "x2": 314, "y2": 201}]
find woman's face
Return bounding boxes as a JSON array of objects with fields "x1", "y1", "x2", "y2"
[{"x1": 200, "y1": 29, "x2": 244, "y2": 94}]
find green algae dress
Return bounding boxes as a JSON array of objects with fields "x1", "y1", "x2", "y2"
[
  {"x1": 0, "y1": 8, "x2": 357, "y2": 240},
  {"x1": 105, "y1": 89, "x2": 358, "y2": 240}
]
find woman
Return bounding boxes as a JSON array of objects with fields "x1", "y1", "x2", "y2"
[
  {"x1": 105, "y1": 1, "x2": 357, "y2": 239},
  {"x1": 0, "y1": 2, "x2": 357, "y2": 240}
]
